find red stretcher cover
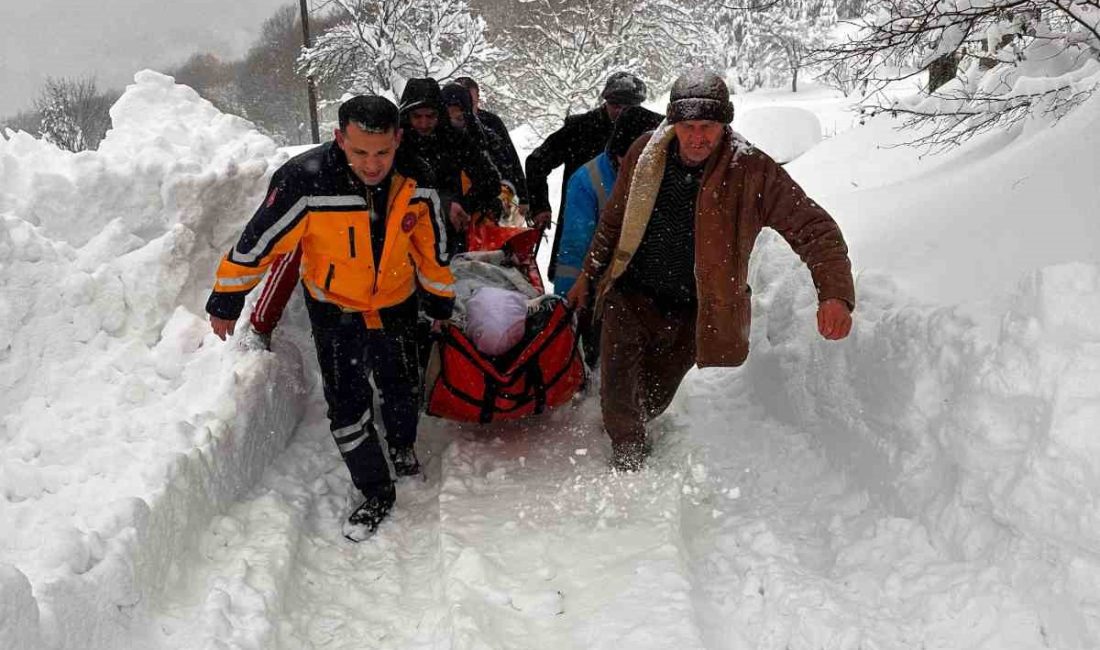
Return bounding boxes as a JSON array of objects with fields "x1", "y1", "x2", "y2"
[
  {"x1": 426, "y1": 220, "x2": 583, "y2": 422},
  {"x1": 425, "y1": 301, "x2": 585, "y2": 423}
]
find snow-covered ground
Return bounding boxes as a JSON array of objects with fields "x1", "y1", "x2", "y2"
[{"x1": 2, "y1": 71, "x2": 1099, "y2": 649}]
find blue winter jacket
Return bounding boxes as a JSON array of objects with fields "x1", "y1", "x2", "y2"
[{"x1": 553, "y1": 152, "x2": 616, "y2": 295}]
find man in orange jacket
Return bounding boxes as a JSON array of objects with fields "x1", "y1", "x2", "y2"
[{"x1": 206, "y1": 96, "x2": 454, "y2": 542}]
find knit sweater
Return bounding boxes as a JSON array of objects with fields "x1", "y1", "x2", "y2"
[{"x1": 620, "y1": 146, "x2": 703, "y2": 304}]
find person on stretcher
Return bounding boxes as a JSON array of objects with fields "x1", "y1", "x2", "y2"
[{"x1": 447, "y1": 247, "x2": 563, "y2": 358}]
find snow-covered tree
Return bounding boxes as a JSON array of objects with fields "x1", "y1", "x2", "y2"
[
  {"x1": 695, "y1": 0, "x2": 843, "y2": 93},
  {"x1": 33, "y1": 76, "x2": 116, "y2": 152},
  {"x1": 756, "y1": 0, "x2": 840, "y2": 92},
  {"x1": 816, "y1": 0, "x2": 1100, "y2": 148},
  {"x1": 697, "y1": 4, "x2": 785, "y2": 93},
  {"x1": 301, "y1": 0, "x2": 498, "y2": 100},
  {"x1": 487, "y1": 0, "x2": 699, "y2": 135}
]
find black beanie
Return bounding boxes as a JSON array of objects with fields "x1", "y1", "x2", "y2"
[
  {"x1": 666, "y1": 70, "x2": 734, "y2": 124},
  {"x1": 606, "y1": 106, "x2": 665, "y2": 159},
  {"x1": 601, "y1": 72, "x2": 647, "y2": 106}
]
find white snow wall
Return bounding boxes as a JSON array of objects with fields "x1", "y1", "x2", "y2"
[
  {"x1": 746, "y1": 233, "x2": 1100, "y2": 649},
  {"x1": 0, "y1": 71, "x2": 307, "y2": 649}
]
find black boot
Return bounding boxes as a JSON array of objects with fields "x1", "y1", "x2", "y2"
[
  {"x1": 609, "y1": 440, "x2": 651, "y2": 473},
  {"x1": 342, "y1": 483, "x2": 395, "y2": 542},
  {"x1": 390, "y1": 446, "x2": 421, "y2": 477}
]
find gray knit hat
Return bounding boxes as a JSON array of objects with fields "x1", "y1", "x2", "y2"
[
  {"x1": 666, "y1": 69, "x2": 734, "y2": 124},
  {"x1": 601, "y1": 72, "x2": 647, "y2": 106}
]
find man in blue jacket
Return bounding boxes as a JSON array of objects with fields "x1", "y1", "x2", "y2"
[{"x1": 555, "y1": 106, "x2": 663, "y2": 367}]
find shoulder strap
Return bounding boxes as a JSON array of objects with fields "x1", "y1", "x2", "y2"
[{"x1": 584, "y1": 159, "x2": 609, "y2": 211}]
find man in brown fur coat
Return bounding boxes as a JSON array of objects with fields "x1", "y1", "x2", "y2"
[{"x1": 568, "y1": 69, "x2": 855, "y2": 472}]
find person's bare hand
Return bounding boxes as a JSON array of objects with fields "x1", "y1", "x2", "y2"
[
  {"x1": 449, "y1": 203, "x2": 471, "y2": 232},
  {"x1": 530, "y1": 210, "x2": 552, "y2": 230},
  {"x1": 566, "y1": 274, "x2": 592, "y2": 311},
  {"x1": 210, "y1": 316, "x2": 236, "y2": 340},
  {"x1": 817, "y1": 299, "x2": 852, "y2": 340}
]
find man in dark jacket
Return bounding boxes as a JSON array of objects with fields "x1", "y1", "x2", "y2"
[
  {"x1": 555, "y1": 105, "x2": 664, "y2": 369},
  {"x1": 441, "y1": 82, "x2": 526, "y2": 216},
  {"x1": 568, "y1": 70, "x2": 855, "y2": 472},
  {"x1": 525, "y1": 71, "x2": 647, "y2": 282},
  {"x1": 454, "y1": 76, "x2": 529, "y2": 214},
  {"x1": 399, "y1": 77, "x2": 502, "y2": 256}
]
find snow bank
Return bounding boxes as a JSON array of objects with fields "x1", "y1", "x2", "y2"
[
  {"x1": 744, "y1": 254, "x2": 1100, "y2": 646},
  {"x1": 792, "y1": 91, "x2": 1100, "y2": 307},
  {"x1": 0, "y1": 71, "x2": 307, "y2": 648},
  {"x1": 736, "y1": 106, "x2": 822, "y2": 163},
  {"x1": 737, "y1": 94, "x2": 1100, "y2": 646},
  {"x1": 1, "y1": 70, "x2": 276, "y2": 250}
]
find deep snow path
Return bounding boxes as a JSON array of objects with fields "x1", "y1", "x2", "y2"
[
  {"x1": 144, "y1": 396, "x2": 452, "y2": 649},
  {"x1": 434, "y1": 400, "x2": 706, "y2": 649},
  {"x1": 141, "y1": 365, "x2": 1053, "y2": 650},
  {"x1": 141, "y1": 383, "x2": 710, "y2": 649}
]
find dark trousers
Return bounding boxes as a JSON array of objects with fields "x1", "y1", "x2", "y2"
[
  {"x1": 576, "y1": 308, "x2": 602, "y2": 370},
  {"x1": 305, "y1": 292, "x2": 421, "y2": 498},
  {"x1": 599, "y1": 286, "x2": 696, "y2": 447}
]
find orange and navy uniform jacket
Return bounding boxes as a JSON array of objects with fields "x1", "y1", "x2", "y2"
[{"x1": 206, "y1": 142, "x2": 455, "y2": 328}]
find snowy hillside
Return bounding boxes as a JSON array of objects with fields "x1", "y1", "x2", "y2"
[{"x1": 1, "y1": 72, "x2": 1099, "y2": 649}]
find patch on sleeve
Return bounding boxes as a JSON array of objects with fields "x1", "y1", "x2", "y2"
[{"x1": 401, "y1": 212, "x2": 417, "y2": 233}]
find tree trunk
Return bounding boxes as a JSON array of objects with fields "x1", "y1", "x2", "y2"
[
  {"x1": 926, "y1": 53, "x2": 958, "y2": 92},
  {"x1": 789, "y1": 45, "x2": 800, "y2": 93}
]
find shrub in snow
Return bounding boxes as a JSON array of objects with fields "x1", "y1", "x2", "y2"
[{"x1": 33, "y1": 76, "x2": 117, "y2": 153}]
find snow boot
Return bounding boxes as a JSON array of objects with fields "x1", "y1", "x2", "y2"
[
  {"x1": 609, "y1": 440, "x2": 651, "y2": 473},
  {"x1": 342, "y1": 484, "x2": 396, "y2": 543},
  {"x1": 390, "y1": 446, "x2": 421, "y2": 477}
]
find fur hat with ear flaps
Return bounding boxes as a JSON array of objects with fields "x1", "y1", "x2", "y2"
[{"x1": 666, "y1": 69, "x2": 734, "y2": 124}]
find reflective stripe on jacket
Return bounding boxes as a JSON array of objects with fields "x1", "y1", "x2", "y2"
[
  {"x1": 208, "y1": 142, "x2": 454, "y2": 328},
  {"x1": 553, "y1": 152, "x2": 616, "y2": 295}
]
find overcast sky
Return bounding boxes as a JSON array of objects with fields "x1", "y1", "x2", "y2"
[{"x1": 1, "y1": 0, "x2": 293, "y2": 116}]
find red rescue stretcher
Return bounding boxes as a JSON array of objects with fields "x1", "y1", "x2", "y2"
[{"x1": 424, "y1": 219, "x2": 586, "y2": 423}]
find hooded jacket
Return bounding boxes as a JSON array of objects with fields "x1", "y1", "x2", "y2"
[
  {"x1": 399, "y1": 79, "x2": 502, "y2": 253},
  {"x1": 441, "y1": 83, "x2": 527, "y2": 205},
  {"x1": 475, "y1": 108, "x2": 528, "y2": 204}
]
